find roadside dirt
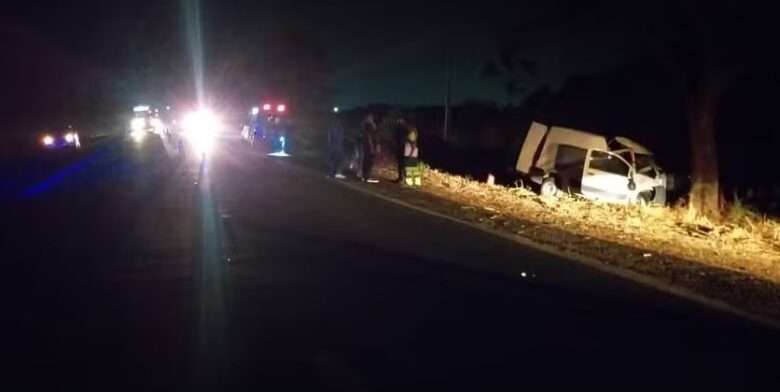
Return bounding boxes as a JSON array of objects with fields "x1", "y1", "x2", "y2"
[{"x1": 353, "y1": 163, "x2": 780, "y2": 322}]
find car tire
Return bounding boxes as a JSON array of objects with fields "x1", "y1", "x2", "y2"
[
  {"x1": 635, "y1": 191, "x2": 652, "y2": 206},
  {"x1": 540, "y1": 177, "x2": 558, "y2": 197}
]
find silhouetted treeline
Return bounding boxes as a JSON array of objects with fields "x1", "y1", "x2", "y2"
[{"x1": 344, "y1": 55, "x2": 780, "y2": 213}]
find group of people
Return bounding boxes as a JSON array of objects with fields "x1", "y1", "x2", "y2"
[{"x1": 327, "y1": 113, "x2": 422, "y2": 186}]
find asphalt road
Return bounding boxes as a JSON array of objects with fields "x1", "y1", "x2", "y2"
[{"x1": 2, "y1": 134, "x2": 778, "y2": 391}]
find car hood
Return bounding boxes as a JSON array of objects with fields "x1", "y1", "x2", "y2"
[{"x1": 612, "y1": 136, "x2": 653, "y2": 155}]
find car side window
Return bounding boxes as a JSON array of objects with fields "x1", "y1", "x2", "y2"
[
  {"x1": 554, "y1": 144, "x2": 588, "y2": 171},
  {"x1": 589, "y1": 150, "x2": 630, "y2": 176},
  {"x1": 616, "y1": 150, "x2": 633, "y2": 165}
]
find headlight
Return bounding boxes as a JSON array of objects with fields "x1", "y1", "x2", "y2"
[
  {"x1": 150, "y1": 118, "x2": 164, "y2": 132},
  {"x1": 131, "y1": 118, "x2": 146, "y2": 131},
  {"x1": 182, "y1": 109, "x2": 221, "y2": 156},
  {"x1": 130, "y1": 129, "x2": 146, "y2": 143},
  {"x1": 42, "y1": 135, "x2": 54, "y2": 146},
  {"x1": 64, "y1": 133, "x2": 75, "y2": 143},
  {"x1": 182, "y1": 109, "x2": 220, "y2": 133}
]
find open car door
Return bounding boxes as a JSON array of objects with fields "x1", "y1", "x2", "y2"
[
  {"x1": 581, "y1": 149, "x2": 634, "y2": 203},
  {"x1": 515, "y1": 121, "x2": 548, "y2": 175}
]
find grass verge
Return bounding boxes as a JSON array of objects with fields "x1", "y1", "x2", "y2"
[{"x1": 355, "y1": 161, "x2": 780, "y2": 321}]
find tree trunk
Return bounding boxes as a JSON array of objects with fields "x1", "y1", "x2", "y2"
[{"x1": 687, "y1": 74, "x2": 723, "y2": 219}]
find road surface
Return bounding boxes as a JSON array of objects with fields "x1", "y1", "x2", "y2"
[{"x1": 2, "y1": 134, "x2": 778, "y2": 390}]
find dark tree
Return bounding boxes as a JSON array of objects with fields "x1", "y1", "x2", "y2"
[
  {"x1": 653, "y1": 1, "x2": 763, "y2": 218},
  {"x1": 482, "y1": 49, "x2": 536, "y2": 106}
]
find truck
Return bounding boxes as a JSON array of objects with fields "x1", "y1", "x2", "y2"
[
  {"x1": 242, "y1": 101, "x2": 291, "y2": 154},
  {"x1": 515, "y1": 121, "x2": 669, "y2": 205}
]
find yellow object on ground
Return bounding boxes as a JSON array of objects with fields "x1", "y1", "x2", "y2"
[{"x1": 405, "y1": 165, "x2": 422, "y2": 186}]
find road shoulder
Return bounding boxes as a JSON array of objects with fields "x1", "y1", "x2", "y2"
[{"x1": 288, "y1": 157, "x2": 780, "y2": 329}]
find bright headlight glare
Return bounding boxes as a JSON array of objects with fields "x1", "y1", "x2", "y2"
[
  {"x1": 42, "y1": 135, "x2": 54, "y2": 145},
  {"x1": 182, "y1": 109, "x2": 220, "y2": 155},
  {"x1": 182, "y1": 109, "x2": 220, "y2": 132},
  {"x1": 64, "y1": 133, "x2": 74, "y2": 143},
  {"x1": 131, "y1": 129, "x2": 146, "y2": 142},
  {"x1": 186, "y1": 129, "x2": 214, "y2": 155},
  {"x1": 131, "y1": 118, "x2": 146, "y2": 131},
  {"x1": 151, "y1": 118, "x2": 164, "y2": 131}
]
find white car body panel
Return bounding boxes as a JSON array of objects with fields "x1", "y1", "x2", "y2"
[{"x1": 516, "y1": 121, "x2": 667, "y2": 204}]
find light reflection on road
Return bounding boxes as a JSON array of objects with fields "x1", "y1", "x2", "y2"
[{"x1": 194, "y1": 157, "x2": 234, "y2": 387}]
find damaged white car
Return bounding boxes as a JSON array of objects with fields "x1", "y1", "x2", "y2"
[{"x1": 516, "y1": 121, "x2": 669, "y2": 205}]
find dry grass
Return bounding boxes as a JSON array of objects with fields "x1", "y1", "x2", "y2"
[{"x1": 382, "y1": 165, "x2": 780, "y2": 284}]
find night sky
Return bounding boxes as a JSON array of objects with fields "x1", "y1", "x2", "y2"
[
  {"x1": 202, "y1": 0, "x2": 662, "y2": 106},
  {"x1": 3, "y1": 1, "x2": 778, "y2": 193},
  {"x1": 0, "y1": 1, "x2": 692, "y2": 117}
]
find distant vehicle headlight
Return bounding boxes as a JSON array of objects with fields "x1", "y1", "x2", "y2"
[
  {"x1": 42, "y1": 135, "x2": 54, "y2": 146},
  {"x1": 131, "y1": 118, "x2": 146, "y2": 131},
  {"x1": 64, "y1": 133, "x2": 75, "y2": 143},
  {"x1": 150, "y1": 118, "x2": 164, "y2": 132},
  {"x1": 130, "y1": 129, "x2": 146, "y2": 143},
  {"x1": 182, "y1": 108, "x2": 221, "y2": 156}
]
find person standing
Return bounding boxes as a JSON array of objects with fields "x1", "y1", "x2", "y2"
[
  {"x1": 394, "y1": 118, "x2": 409, "y2": 183},
  {"x1": 361, "y1": 114, "x2": 379, "y2": 183},
  {"x1": 328, "y1": 115, "x2": 346, "y2": 179},
  {"x1": 403, "y1": 127, "x2": 422, "y2": 186}
]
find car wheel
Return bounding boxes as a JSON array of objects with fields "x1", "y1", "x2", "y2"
[
  {"x1": 635, "y1": 191, "x2": 652, "y2": 206},
  {"x1": 540, "y1": 177, "x2": 558, "y2": 197}
]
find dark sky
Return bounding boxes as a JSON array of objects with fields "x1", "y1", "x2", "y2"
[
  {"x1": 3, "y1": 0, "x2": 666, "y2": 114},
  {"x1": 204, "y1": 0, "x2": 661, "y2": 106}
]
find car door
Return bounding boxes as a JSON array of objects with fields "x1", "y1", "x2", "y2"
[
  {"x1": 553, "y1": 144, "x2": 588, "y2": 193},
  {"x1": 581, "y1": 149, "x2": 634, "y2": 203}
]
